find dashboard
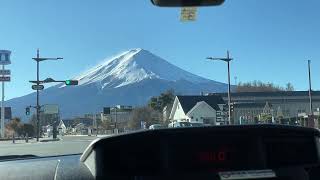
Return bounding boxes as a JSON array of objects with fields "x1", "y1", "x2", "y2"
[{"x1": 0, "y1": 125, "x2": 319, "y2": 180}]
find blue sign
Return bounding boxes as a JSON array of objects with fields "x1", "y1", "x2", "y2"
[{"x1": 0, "y1": 50, "x2": 11, "y2": 65}]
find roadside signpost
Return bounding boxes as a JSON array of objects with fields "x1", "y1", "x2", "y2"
[
  {"x1": 0, "y1": 70, "x2": 10, "y2": 75},
  {"x1": 0, "y1": 77, "x2": 10, "y2": 82},
  {"x1": 0, "y1": 50, "x2": 11, "y2": 138},
  {"x1": 29, "y1": 49, "x2": 78, "y2": 141},
  {"x1": 0, "y1": 107, "x2": 12, "y2": 120},
  {"x1": 42, "y1": 104, "x2": 59, "y2": 114},
  {"x1": 32, "y1": 85, "x2": 44, "y2": 90}
]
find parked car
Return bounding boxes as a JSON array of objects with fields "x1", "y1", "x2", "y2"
[
  {"x1": 168, "y1": 121, "x2": 192, "y2": 128},
  {"x1": 149, "y1": 124, "x2": 164, "y2": 129},
  {"x1": 190, "y1": 122, "x2": 204, "y2": 127}
]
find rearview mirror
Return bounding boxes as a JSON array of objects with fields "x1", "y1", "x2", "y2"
[{"x1": 151, "y1": 0, "x2": 225, "y2": 7}]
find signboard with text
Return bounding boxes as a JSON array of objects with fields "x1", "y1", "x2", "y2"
[
  {"x1": 0, "y1": 76, "x2": 10, "y2": 82},
  {"x1": 32, "y1": 85, "x2": 44, "y2": 90},
  {"x1": 0, "y1": 70, "x2": 10, "y2": 75},
  {"x1": 0, "y1": 107, "x2": 12, "y2": 119},
  {"x1": 42, "y1": 104, "x2": 59, "y2": 114}
]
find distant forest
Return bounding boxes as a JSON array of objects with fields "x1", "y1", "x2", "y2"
[{"x1": 235, "y1": 81, "x2": 294, "y2": 92}]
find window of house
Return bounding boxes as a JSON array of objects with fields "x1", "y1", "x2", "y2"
[{"x1": 196, "y1": 118, "x2": 198, "y2": 121}]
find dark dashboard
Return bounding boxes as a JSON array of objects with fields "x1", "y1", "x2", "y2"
[{"x1": 0, "y1": 125, "x2": 319, "y2": 180}]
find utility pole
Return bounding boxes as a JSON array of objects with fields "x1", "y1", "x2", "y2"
[
  {"x1": 227, "y1": 51, "x2": 232, "y2": 125},
  {"x1": 114, "y1": 107, "x2": 117, "y2": 133},
  {"x1": 308, "y1": 60, "x2": 314, "y2": 128},
  {"x1": 32, "y1": 49, "x2": 63, "y2": 141},
  {"x1": 1, "y1": 64, "x2": 4, "y2": 137},
  {"x1": 36, "y1": 49, "x2": 40, "y2": 141},
  {"x1": 207, "y1": 50, "x2": 233, "y2": 125},
  {"x1": 0, "y1": 50, "x2": 11, "y2": 138}
]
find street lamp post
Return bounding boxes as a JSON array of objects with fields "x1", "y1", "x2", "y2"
[
  {"x1": 32, "y1": 49, "x2": 63, "y2": 141},
  {"x1": 207, "y1": 51, "x2": 233, "y2": 125},
  {"x1": 308, "y1": 60, "x2": 314, "y2": 128}
]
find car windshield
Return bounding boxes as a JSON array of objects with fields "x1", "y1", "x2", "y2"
[{"x1": 0, "y1": 0, "x2": 319, "y2": 157}]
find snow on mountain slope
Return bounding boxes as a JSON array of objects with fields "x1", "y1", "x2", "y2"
[
  {"x1": 60, "y1": 48, "x2": 214, "y2": 89},
  {"x1": 7, "y1": 48, "x2": 228, "y2": 119}
]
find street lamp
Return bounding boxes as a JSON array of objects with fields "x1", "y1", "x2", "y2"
[
  {"x1": 32, "y1": 49, "x2": 63, "y2": 142},
  {"x1": 207, "y1": 50, "x2": 233, "y2": 125},
  {"x1": 307, "y1": 60, "x2": 315, "y2": 128}
]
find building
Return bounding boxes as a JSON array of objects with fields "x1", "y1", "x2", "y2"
[
  {"x1": 233, "y1": 102, "x2": 266, "y2": 124},
  {"x1": 101, "y1": 105, "x2": 133, "y2": 130},
  {"x1": 211, "y1": 91, "x2": 320, "y2": 125},
  {"x1": 58, "y1": 120, "x2": 67, "y2": 135},
  {"x1": 62, "y1": 118, "x2": 94, "y2": 135},
  {"x1": 169, "y1": 95, "x2": 226, "y2": 125},
  {"x1": 162, "y1": 104, "x2": 172, "y2": 123}
]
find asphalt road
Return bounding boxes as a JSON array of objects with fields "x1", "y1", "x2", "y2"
[{"x1": 0, "y1": 135, "x2": 100, "y2": 157}]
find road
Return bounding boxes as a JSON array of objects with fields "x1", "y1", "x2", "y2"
[{"x1": 0, "y1": 135, "x2": 101, "y2": 157}]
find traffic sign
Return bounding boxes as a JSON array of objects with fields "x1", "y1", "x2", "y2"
[
  {"x1": 42, "y1": 104, "x2": 59, "y2": 114},
  {"x1": 0, "y1": 50, "x2": 11, "y2": 65},
  {"x1": 32, "y1": 85, "x2": 44, "y2": 90},
  {"x1": 0, "y1": 107, "x2": 12, "y2": 119},
  {"x1": 0, "y1": 76, "x2": 10, "y2": 82},
  {"x1": 0, "y1": 70, "x2": 10, "y2": 75}
]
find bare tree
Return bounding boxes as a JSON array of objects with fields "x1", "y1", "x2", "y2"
[
  {"x1": 128, "y1": 106, "x2": 162, "y2": 130},
  {"x1": 285, "y1": 82, "x2": 294, "y2": 91},
  {"x1": 236, "y1": 81, "x2": 294, "y2": 92}
]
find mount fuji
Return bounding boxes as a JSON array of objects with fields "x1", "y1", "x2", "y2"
[{"x1": 6, "y1": 48, "x2": 228, "y2": 119}]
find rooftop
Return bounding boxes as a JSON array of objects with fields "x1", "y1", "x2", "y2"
[
  {"x1": 177, "y1": 95, "x2": 225, "y2": 114},
  {"x1": 211, "y1": 91, "x2": 320, "y2": 97}
]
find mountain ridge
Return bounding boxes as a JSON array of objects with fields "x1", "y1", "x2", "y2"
[{"x1": 6, "y1": 48, "x2": 228, "y2": 120}]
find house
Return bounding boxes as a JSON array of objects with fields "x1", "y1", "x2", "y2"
[
  {"x1": 163, "y1": 104, "x2": 173, "y2": 123},
  {"x1": 169, "y1": 95, "x2": 226, "y2": 125},
  {"x1": 58, "y1": 120, "x2": 67, "y2": 135},
  {"x1": 44, "y1": 125, "x2": 53, "y2": 137},
  {"x1": 74, "y1": 123, "x2": 86, "y2": 135}
]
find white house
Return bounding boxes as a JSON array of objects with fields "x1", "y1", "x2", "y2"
[
  {"x1": 58, "y1": 120, "x2": 67, "y2": 135},
  {"x1": 169, "y1": 95, "x2": 226, "y2": 125}
]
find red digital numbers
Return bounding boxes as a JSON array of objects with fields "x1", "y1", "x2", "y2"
[{"x1": 198, "y1": 151, "x2": 226, "y2": 162}]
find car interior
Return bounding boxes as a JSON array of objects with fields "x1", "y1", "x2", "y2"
[{"x1": 0, "y1": 125, "x2": 319, "y2": 180}]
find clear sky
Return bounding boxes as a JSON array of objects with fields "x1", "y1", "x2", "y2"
[{"x1": 0, "y1": 0, "x2": 320, "y2": 100}]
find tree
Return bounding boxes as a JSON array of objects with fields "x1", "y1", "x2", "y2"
[
  {"x1": 236, "y1": 81, "x2": 294, "y2": 92},
  {"x1": 259, "y1": 114, "x2": 272, "y2": 123},
  {"x1": 29, "y1": 113, "x2": 59, "y2": 135},
  {"x1": 148, "y1": 89, "x2": 175, "y2": 112},
  {"x1": 98, "y1": 119, "x2": 112, "y2": 130},
  {"x1": 285, "y1": 82, "x2": 294, "y2": 91},
  {"x1": 21, "y1": 124, "x2": 35, "y2": 137},
  {"x1": 128, "y1": 106, "x2": 162, "y2": 130},
  {"x1": 6, "y1": 117, "x2": 23, "y2": 136}
]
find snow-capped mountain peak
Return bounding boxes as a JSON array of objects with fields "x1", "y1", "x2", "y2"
[
  {"x1": 60, "y1": 48, "x2": 211, "y2": 89},
  {"x1": 8, "y1": 48, "x2": 228, "y2": 119}
]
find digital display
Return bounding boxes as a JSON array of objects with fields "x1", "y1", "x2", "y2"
[
  {"x1": 168, "y1": 137, "x2": 259, "y2": 172},
  {"x1": 197, "y1": 150, "x2": 226, "y2": 162}
]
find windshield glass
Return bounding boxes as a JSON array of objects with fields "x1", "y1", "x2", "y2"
[{"x1": 0, "y1": 0, "x2": 319, "y2": 158}]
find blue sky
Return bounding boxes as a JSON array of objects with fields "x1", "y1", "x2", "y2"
[{"x1": 0, "y1": 0, "x2": 320, "y2": 100}]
